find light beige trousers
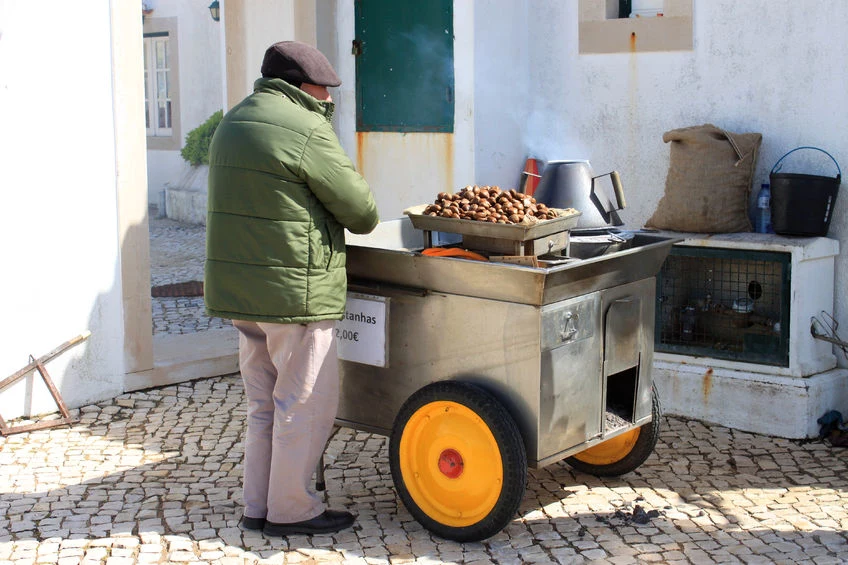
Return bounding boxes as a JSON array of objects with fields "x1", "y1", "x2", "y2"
[{"x1": 233, "y1": 319, "x2": 338, "y2": 524}]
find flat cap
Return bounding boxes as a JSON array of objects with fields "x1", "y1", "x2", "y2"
[{"x1": 261, "y1": 41, "x2": 341, "y2": 87}]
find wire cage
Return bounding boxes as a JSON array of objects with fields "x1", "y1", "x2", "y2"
[{"x1": 655, "y1": 247, "x2": 791, "y2": 366}]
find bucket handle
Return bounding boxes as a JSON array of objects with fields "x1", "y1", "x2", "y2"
[{"x1": 771, "y1": 146, "x2": 842, "y2": 179}]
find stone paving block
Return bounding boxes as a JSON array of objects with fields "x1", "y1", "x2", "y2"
[
  {"x1": 81, "y1": 548, "x2": 107, "y2": 561},
  {"x1": 579, "y1": 548, "x2": 608, "y2": 561},
  {"x1": 105, "y1": 557, "x2": 136, "y2": 565}
]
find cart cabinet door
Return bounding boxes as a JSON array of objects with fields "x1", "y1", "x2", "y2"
[
  {"x1": 538, "y1": 293, "x2": 603, "y2": 460},
  {"x1": 604, "y1": 297, "x2": 642, "y2": 376},
  {"x1": 600, "y1": 278, "x2": 657, "y2": 425}
]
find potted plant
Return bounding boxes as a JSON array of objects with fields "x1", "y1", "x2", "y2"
[{"x1": 180, "y1": 110, "x2": 223, "y2": 167}]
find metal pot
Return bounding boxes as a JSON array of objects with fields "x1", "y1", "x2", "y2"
[{"x1": 533, "y1": 160, "x2": 627, "y2": 230}]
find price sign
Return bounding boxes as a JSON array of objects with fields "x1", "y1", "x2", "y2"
[{"x1": 336, "y1": 293, "x2": 389, "y2": 367}]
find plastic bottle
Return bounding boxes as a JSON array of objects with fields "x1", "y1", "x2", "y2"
[{"x1": 755, "y1": 183, "x2": 773, "y2": 233}]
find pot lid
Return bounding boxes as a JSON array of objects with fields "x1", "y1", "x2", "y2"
[{"x1": 570, "y1": 231, "x2": 635, "y2": 244}]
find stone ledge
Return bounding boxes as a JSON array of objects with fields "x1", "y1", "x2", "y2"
[
  {"x1": 124, "y1": 328, "x2": 238, "y2": 392},
  {"x1": 657, "y1": 230, "x2": 839, "y2": 260},
  {"x1": 163, "y1": 164, "x2": 209, "y2": 225},
  {"x1": 653, "y1": 361, "x2": 848, "y2": 439},
  {"x1": 165, "y1": 187, "x2": 207, "y2": 225}
]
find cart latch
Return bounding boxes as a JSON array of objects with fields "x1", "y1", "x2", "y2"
[{"x1": 561, "y1": 311, "x2": 579, "y2": 342}]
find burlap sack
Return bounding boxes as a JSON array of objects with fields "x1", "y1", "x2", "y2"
[{"x1": 646, "y1": 124, "x2": 762, "y2": 233}]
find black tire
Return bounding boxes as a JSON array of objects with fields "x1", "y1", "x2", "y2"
[
  {"x1": 389, "y1": 381, "x2": 527, "y2": 542},
  {"x1": 565, "y1": 384, "x2": 662, "y2": 477}
]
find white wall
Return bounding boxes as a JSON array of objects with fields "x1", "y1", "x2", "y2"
[
  {"x1": 145, "y1": 0, "x2": 223, "y2": 202},
  {"x1": 475, "y1": 0, "x2": 848, "y2": 367},
  {"x1": 0, "y1": 2, "x2": 127, "y2": 417},
  {"x1": 147, "y1": 151, "x2": 186, "y2": 204}
]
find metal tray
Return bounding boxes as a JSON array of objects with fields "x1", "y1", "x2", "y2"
[{"x1": 404, "y1": 204, "x2": 582, "y2": 242}]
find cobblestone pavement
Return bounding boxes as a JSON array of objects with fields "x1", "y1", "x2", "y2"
[
  {"x1": 149, "y1": 217, "x2": 230, "y2": 335},
  {"x1": 1, "y1": 375, "x2": 847, "y2": 564}
]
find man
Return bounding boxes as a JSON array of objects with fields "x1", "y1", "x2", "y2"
[{"x1": 205, "y1": 41, "x2": 379, "y2": 537}]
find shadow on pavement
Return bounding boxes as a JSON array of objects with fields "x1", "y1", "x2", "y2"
[{"x1": 2, "y1": 375, "x2": 847, "y2": 563}]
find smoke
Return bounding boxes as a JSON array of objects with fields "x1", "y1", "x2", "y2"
[
  {"x1": 396, "y1": 26, "x2": 453, "y2": 103},
  {"x1": 483, "y1": 0, "x2": 588, "y2": 170},
  {"x1": 522, "y1": 106, "x2": 590, "y2": 166}
]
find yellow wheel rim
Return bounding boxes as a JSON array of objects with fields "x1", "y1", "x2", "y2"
[
  {"x1": 399, "y1": 400, "x2": 503, "y2": 527},
  {"x1": 572, "y1": 428, "x2": 641, "y2": 465}
]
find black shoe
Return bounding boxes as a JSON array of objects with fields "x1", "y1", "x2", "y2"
[
  {"x1": 263, "y1": 509, "x2": 355, "y2": 536},
  {"x1": 239, "y1": 515, "x2": 266, "y2": 531}
]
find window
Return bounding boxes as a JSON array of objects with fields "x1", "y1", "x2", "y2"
[
  {"x1": 143, "y1": 33, "x2": 172, "y2": 137},
  {"x1": 579, "y1": 0, "x2": 693, "y2": 54},
  {"x1": 142, "y1": 17, "x2": 180, "y2": 150},
  {"x1": 615, "y1": 0, "x2": 664, "y2": 19}
]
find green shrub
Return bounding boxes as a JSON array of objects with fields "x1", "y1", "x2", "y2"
[{"x1": 180, "y1": 110, "x2": 223, "y2": 166}]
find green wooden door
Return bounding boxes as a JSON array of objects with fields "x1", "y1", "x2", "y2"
[{"x1": 354, "y1": 0, "x2": 454, "y2": 133}]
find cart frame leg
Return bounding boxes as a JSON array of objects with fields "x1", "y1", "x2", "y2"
[{"x1": 314, "y1": 425, "x2": 340, "y2": 497}]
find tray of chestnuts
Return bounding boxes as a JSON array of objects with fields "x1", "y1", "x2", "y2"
[{"x1": 404, "y1": 185, "x2": 581, "y2": 242}]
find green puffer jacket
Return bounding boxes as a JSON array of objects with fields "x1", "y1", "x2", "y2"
[{"x1": 205, "y1": 78, "x2": 379, "y2": 324}]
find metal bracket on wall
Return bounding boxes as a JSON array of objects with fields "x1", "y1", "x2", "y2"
[
  {"x1": 0, "y1": 331, "x2": 90, "y2": 435},
  {"x1": 810, "y1": 312, "x2": 848, "y2": 360}
]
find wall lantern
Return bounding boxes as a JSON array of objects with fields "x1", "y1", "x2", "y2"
[{"x1": 208, "y1": 1, "x2": 220, "y2": 22}]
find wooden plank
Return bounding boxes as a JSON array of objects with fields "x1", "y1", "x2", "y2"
[
  {"x1": 0, "y1": 332, "x2": 90, "y2": 391},
  {"x1": 0, "y1": 418, "x2": 75, "y2": 436},
  {"x1": 489, "y1": 255, "x2": 540, "y2": 268},
  {"x1": 0, "y1": 332, "x2": 89, "y2": 434}
]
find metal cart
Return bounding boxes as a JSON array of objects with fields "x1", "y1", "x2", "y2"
[{"x1": 333, "y1": 214, "x2": 678, "y2": 542}]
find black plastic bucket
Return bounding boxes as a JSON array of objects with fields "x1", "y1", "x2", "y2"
[{"x1": 769, "y1": 146, "x2": 841, "y2": 237}]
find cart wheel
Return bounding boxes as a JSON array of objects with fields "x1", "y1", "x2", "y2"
[
  {"x1": 389, "y1": 381, "x2": 527, "y2": 542},
  {"x1": 566, "y1": 384, "x2": 662, "y2": 477}
]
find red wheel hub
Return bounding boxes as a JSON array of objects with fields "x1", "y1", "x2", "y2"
[{"x1": 438, "y1": 448, "x2": 464, "y2": 478}]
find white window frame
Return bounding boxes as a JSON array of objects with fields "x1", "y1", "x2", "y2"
[
  {"x1": 143, "y1": 33, "x2": 173, "y2": 137},
  {"x1": 142, "y1": 17, "x2": 180, "y2": 151}
]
